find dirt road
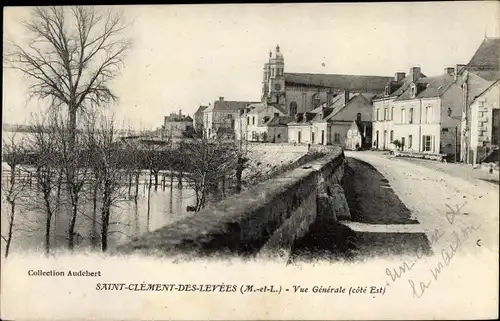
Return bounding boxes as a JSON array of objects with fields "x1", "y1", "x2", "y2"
[
  {"x1": 292, "y1": 151, "x2": 498, "y2": 262},
  {"x1": 343, "y1": 151, "x2": 499, "y2": 257}
]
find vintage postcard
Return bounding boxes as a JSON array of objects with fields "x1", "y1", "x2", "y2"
[{"x1": 1, "y1": 2, "x2": 499, "y2": 320}]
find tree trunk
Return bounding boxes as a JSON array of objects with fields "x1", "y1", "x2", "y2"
[
  {"x1": 91, "y1": 173, "x2": 99, "y2": 248},
  {"x1": 147, "y1": 170, "x2": 152, "y2": 232},
  {"x1": 154, "y1": 171, "x2": 159, "y2": 191},
  {"x1": 4, "y1": 201, "x2": 15, "y2": 259},
  {"x1": 128, "y1": 173, "x2": 132, "y2": 196},
  {"x1": 134, "y1": 171, "x2": 139, "y2": 204},
  {"x1": 67, "y1": 194, "x2": 79, "y2": 251},
  {"x1": 100, "y1": 180, "x2": 111, "y2": 252},
  {"x1": 43, "y1": 193, "x2": 52, "y2": 256}
]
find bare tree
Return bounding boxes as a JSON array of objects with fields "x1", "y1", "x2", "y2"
[
  {"x1": 84, "y1": 109, "x2": 131, "y2": 252},
  {"x1": 5, "y1": 6, "x2": 132, "y2": 146},
  {"x1": 1, "y1": 134, "x2": 29, "y2": 258},
  {"x1": 181, "y1": 128, "x2": 239, "y2": 212},
  {"x1": 5, "y1": 7, "x2": 131, "y2": 250},
  {"x1": 26, "y1": 113, "x2": 61, "y2": 255}
]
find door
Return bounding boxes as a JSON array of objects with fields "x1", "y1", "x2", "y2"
[
  {"x1": 383, "y1": 130, "x2": 387, "y2": 149},
  {"x1": 312, "y1": 132, "x2": 315, "y2": 144},
  {"x1": 321, "y1": 130, "x2": 325, "y2": 145},
  {"x1": 375, "y1": 131, "x2": 379, "y2": 149},
  {"x1": 298, "y1": 131, "x2": 302, "y2": 144},
  {"x1": 401, "y1": 137, "x2": 405, "y2": 151}
]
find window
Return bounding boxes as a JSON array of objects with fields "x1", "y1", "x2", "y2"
[
  {"x1": 298, "y1": 131, "x2": 302, "y2": 143},
  {"x1": 408, "y1": 135, "x2": 413, "y2": 148},
  {"x1": 356, "y1": 113, "x2": 361, "y2": 122},
  {"x1": 274, "y1": 83, "x2": 281, "y2": 91},
  {"x1": 312, "y1": 132, "x2": 315, "y2": 143},
  {"x1": 227, "y1": 114, "x2": 233, "y2": 119},
  {"x1": 410, "y1": 84, "x2": 416, "y2": 98},
  {"x1": 401, "y1": 109, "x2": 406, "y2": 124},
  {"x1": 447, "y1": 107, "x2": 452, "y2": 117},
  {"x1": 334, "y1": 133, "x2": 341, "y2": 143},
  {"x1": 390, "y1": 130, "x2": 394, "y2": 142},
  {"x1": 425, "y1": 106, "x2": 432, "y2": 123},
  {"x1": 384, "y1": 108, "x2": 388, "y2": 120},
  {"x1": 423, "y1": 135, "x2": 433, "y2": 152},
  {"x1": 442, "y1": 128, "x2": 449, "y2": 133},
  {"x1": 376, "y1": 109, "x2": 380, "y2": 121},
  {"x1": 277, "y1": 133, "x2": 281, "y2": 139},
  {"x1": 391, "y1": 107, "x2": 395, "y2": 120},
  {"x1": 252, "y1": 116, "x2": 255, "y2": 125},
  {"x1": 289, "y1": 101, "x2": 298, "y2": 116},
  {"x1": 247, "y1": 117, "x2": 250, "y2": 125},
  {"x1": 409, "y1": 108, "x2": 414, "y2": 124}
]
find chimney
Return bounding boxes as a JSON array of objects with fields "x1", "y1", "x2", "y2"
[
  {"x1": 344, "y1": 90, "x2": 350, "y2": 105},
  {"x1": 409, "y1": 66, "x2": 421, "y2": 82},
  {"x1": 455, "y1": 64, "x2": 467, "y2": 81},
  {"x1": 444, "y1": 67, "x2": 455, "y2": 76},
  {"x1": 179, "y1": 109, "x2": 182, "y2": 116},
  {"x1": 395, "y1": 72, "x2": 406, "y2": 82},
  {"x1": 219, "y1": 97, "x2": 224, "y2": 101}
]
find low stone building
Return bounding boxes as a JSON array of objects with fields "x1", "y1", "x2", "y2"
[
  {"x1": 345, "y1": 120, "x2": 372, "y2": 150},
  {"x1": 456, "y1": 37, "x2": 500, "y2": 163},
  {"x1": 288, "y1": 91, "x2": 374, "y2": 146},
  {"x1": 469, "y1": 79, "x2": 500, "y2": 165},
  {"x1": 163, "y1": 110, "x2": 193, "y2": 139}
]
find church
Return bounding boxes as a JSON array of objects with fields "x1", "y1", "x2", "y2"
[{"x1": 261, "y1": 45, "x2": 393, "y2": 116}]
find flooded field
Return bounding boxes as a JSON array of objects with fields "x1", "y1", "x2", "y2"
[{"x1": 1, "y1": 170, "x2": 197, "y2": 255}]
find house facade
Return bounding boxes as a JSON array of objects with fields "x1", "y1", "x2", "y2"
[
  {"x1": 203, "y1": 97, "x2": 258, "y2": 138},
  {"x1": 193, "y1": 105, "x2": 208, "y2": 133},
  {"x1": 388, "y1": 68, "x2": 463, "y2": 157},
  {"x1": 237, "y1": 102, "x2": 288, "y2": 142},
  {"x1": 372, "y1": 69, "x2": 422, "y2": 150}
]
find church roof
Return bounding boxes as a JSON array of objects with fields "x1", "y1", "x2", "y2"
[{"x1": 284, "y1": 72, "x2": 393, "y2": 92}]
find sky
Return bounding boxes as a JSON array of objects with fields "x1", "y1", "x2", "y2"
[{"x1": 3, "y1": 2, "x2": 499, "y2": 130}]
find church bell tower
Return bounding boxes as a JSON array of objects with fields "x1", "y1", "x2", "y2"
[{"x1": 262, "y1": 45, "x2": 285, "y2": 105}]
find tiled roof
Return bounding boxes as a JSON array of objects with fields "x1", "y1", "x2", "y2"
[
  {"x1": 284, "y1": 72, "x2": 393, "y2": 92},
  {"x1": 394, "y1": 74, "x2": 456, "y2": 101},
  {"x1": 265, "y1": 115, "x2": 295, "y2": 127},
  {"x1": 194, "y1": 105, "x2": 208, "y2": 115},
  {"x1": 213, "y1": 100, "x2": 259, "y2": 112},
  {"x1": 467, "y1": 37, "x2": 500, "y2": 71}
]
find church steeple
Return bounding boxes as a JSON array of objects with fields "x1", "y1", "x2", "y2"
[{"x1": 261, "y1": 45, "x2": 285, "y2": 104}]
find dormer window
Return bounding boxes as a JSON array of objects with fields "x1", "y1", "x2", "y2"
[
  {"x1": 447, "y1": 107, "x2": 452, "y2": 117},
  {"x1": 385, "y1": 86, "x2": 390, "y2": 96},
  {"x1": 410, "y1": 83, "x2": 416, "y2": 98}
]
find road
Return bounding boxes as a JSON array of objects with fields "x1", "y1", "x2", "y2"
[{"x1": 292, "y1": 150, "x2": 499, "y2": 262}]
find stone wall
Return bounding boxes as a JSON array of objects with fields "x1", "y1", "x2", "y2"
[{"x1": 115, "y1": 147, "x2": 348, "y2": 260}]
